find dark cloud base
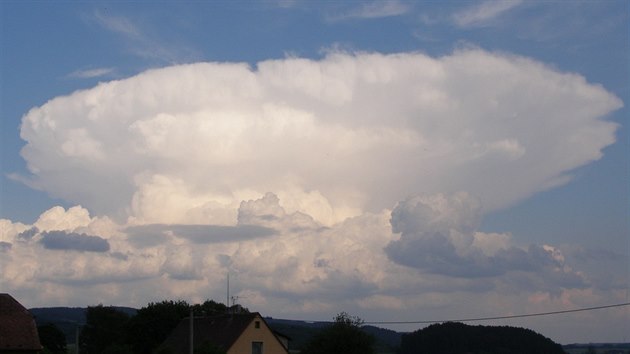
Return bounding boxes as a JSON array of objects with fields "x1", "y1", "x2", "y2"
[
  {"x1": 125, "y1": 223, "x2": 277, "y2": 246},
  {"x1": 40, "y1": 230, "x2": 110, "y2": 252}
]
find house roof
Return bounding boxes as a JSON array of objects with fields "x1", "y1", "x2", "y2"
[
  {"x1": 160, "y1": 312, "x2": 261, "y2": 353},
  {"x1": 0, "y1": 293, "x2": 43, "y2": 351}
]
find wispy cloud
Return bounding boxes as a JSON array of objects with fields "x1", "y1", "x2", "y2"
[
  {"x1": 452, "y1": 0, "x2": 522, "y2": 28},
  {"x1": 89, "y1": 10, "x2": 198, "y2": 64},
  {"x1": 326, "y1": 0, "x2": 409, "y2": 22},
  {"x1": 67, "y1": 67, "x2": 115, "y2": 79},
  {"x1": 93, "y1": 10, "x2": 141, "y2": 38},
  {"x1": 268, "y1": 0, "x2": 298, "y2": 9}
]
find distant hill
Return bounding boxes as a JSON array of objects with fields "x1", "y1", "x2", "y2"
[
  {"x1": 399, "y1": 322, "x2": 564, "y2": 354},
  {"x1": 264, "y1": 317, "x2": 402, "y2": 352},
  {"x1": 563, "y1": 343, "x2": 630, "y2": 354},
  {"x1": 30, "y1": 306, "x2": 137, "y2": 343}
]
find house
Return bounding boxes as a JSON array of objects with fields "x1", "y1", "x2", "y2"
[
  {"x1": 0, "y1": 294, "x2": 42, "y2": 353},
  {"x1": 160, "y1": 312, "x2": 289, "y2": 354}
]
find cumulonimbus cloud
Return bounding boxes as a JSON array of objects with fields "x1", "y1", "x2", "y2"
[
  {"x1": 17, "y1": 49, "x2": 622, "y2": 227},
  {"x1": 0, "y1": 40, "x2": 626, "y2": 343}
]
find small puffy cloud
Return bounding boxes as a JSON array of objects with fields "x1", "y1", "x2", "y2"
[
  {"x1": 0, "y1": 219, "x2": 29, "y2": 243},
  {"x1": 40, "y1": 230, "x2": 110, "y2": 252},
  {"x1": 237, "y1": 192, "x2": 321, "y2": 231},
  {"x1": 34, "y1": 206, "x2": 93, "y2": 232}
]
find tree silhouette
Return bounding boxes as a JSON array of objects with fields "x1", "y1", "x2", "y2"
[
  {"x1": 80, "y1": 305, "x2": 131, "y2": 354},
  {"x1": 301, "y1": 312, "x2": 375, "y2": 354},
  {"x1": 126, "y1": 300, "x2": 191, "y2": 354},
  {"x1": 37, "y1": 323, "x2": 67, "y2": 354}
]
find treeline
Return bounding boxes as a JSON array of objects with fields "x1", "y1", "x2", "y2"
[
  {"x1": 398, "y1": 321, "x2": 565, "y2": 354},
  {"x1": 36, "y1": 302, "x2": 568, "y2": 354},
  {"x1": 38, "y1": 299, "x2": 235, "y2": 354},
  {"x1": 85, "y1": 300, "x2": 234, "y2": 354}
]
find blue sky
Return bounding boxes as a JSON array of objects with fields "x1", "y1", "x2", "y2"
[{"x1": 1, "y1": 0, "x2": 628, "y2": 344}]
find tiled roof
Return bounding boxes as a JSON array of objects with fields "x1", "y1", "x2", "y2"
[
  {"x1": 0, "y1": 293, "x2": 43, "y2": 351},
  {"x1": 160, "y1": 312, "x2": 259, "y2": 353}
]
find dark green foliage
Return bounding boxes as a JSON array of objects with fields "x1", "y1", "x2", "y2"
[
  {"x1": 362, "y1": 325, "x2": 402, "y2": 353},
  {"x1": 192, "y1": 299, "x2": 231, "y2": 316},
  {"x1": 193, "y1": 340, "x2": 227, "y2": 354},
  {"x1": 398, "y1": 322, "x2": 565, "y2": 354},
  {"x1": 301, "y1": 312, "x2": 376, "y2": 354},
  {"x1": 80, "y1": 305, "x2": 131, "y2": 354},
  {"x1": 125, "y1": 299, "x2": 236, "y2": 354},
  {"x1": 126, "y1": 300, "x2": 191, "y2": 354},
  {"x1": 37, "y1": 323, "x2": 67, "y2": 354},
  {"x1": 31, "y1": 306, "x2": 136, "y2": 344}
]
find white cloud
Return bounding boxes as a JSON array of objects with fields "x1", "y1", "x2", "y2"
[
  {"x1": 1, "y1": 192, "x2": 627, "y2": 342},
  {"x1": 452, "y1": 0, "x2": 522, "y2": 28},
  {"x1": 326, "y1": 1, "x2": 409, "y2": 22},
  {"x1": 4, "y1": 49, "x2": 627, "y2": 341},
  {"x1": 67, "y1": 67, "x2": 115, "y2": 79},
  {"x1": 17, "y1": 49, "x2": 622, "y2": 225},
  {"x1": 89, "y1": 10, "x2": 198, "y2": 64},
  {"x1": 385, "y1": 193, "x2": 586, "y2": 291},
  {"x1": 93, "y1": 10, "x2": 141, "y2": 38}
]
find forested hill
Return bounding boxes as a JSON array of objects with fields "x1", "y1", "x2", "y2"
[{"x1": 398, "y1": 322, "x2": 565, "y2": 354}]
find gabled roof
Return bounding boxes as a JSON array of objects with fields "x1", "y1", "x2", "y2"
[
  {"x1": 160, "y1": 312, "x2": 260, "y2": 353},
  {"x1": 0, "y1": 293, "x2": 43, "y2": 351}
]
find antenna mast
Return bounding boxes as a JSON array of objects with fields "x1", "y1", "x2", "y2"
[{"x1": 189, "y1": 306, "x2": 193, "y2": 354}]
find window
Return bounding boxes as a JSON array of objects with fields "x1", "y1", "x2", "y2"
[
  {"x1": 255, "y1": 320, "x2": 260, "y2": 328},
  {"x1": 252, "y1": 341, "x2": 263, "y2": 354}
]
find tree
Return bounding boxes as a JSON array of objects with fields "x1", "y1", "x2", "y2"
[
  {"x1": 301, "y1": 312, "x2": 375, "y2": 354},
  {"x1": 126, "y1": 300, "x2": 191, "y2": 354},
  {"x1": 37, "y1": 323, "x2": 67, "y2": 354},
  {"x1": 80, "y1": 305, "x2": 131, "y2": 354},
  {"x1": 193, "y1": 299, "x2": 231, "y2": 316},
  {"x1": 126, "y1": 299, "x2": 234, "y2": 354}
]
